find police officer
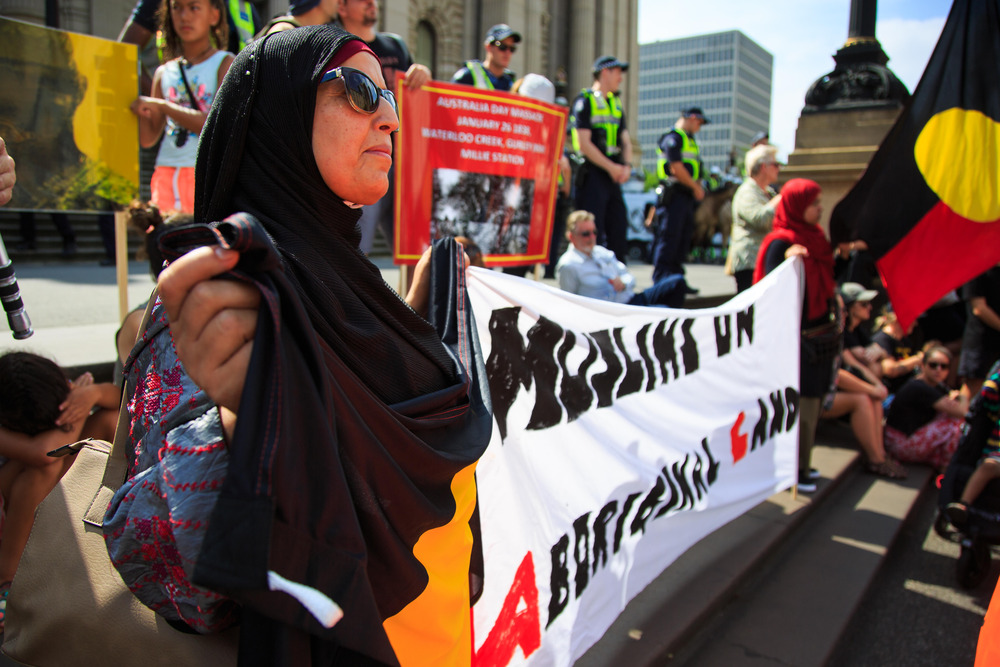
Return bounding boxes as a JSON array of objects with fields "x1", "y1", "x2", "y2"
[
  {"x1": 452, "y1": 24, "x2": 520, "y2": 91},
  {"x1": 569, "y1": 55, "x2": 632, "y2": 264},
  {"x1": 651, "y1": 107, "x2": 709, "y2": 282}
]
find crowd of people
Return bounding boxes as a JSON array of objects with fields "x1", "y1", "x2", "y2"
[{"x1": 2, "y1": 0, "x2": 1000, "y2": 663}]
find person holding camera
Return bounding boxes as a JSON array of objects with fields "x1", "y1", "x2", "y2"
[{"x1": 130, "y1": 0, "x2": 234, "y2": 215}]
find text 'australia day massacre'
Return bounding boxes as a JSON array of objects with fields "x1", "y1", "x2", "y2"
[{"x1": 423, "y1": 97, "x2": 547, "y2": 166}]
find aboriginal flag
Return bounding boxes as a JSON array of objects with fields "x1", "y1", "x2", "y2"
[{"x1": 830, "y1": 0, "x2": 1000, "y2": 329}]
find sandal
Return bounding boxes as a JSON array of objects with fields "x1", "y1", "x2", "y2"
[{"x1": 866, "y1": 457, "x2": 907, "y2": 479}]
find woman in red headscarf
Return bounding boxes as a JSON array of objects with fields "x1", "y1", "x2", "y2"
[
  {"x1": 754, "y1": 178, "x2": 904, "y2": 490},
  {"x1": 755, "y1": 179, "x2": 905, "y2": 486}
]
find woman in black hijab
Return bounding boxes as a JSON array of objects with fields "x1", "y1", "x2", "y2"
[{"x1": 107, "y1": 25, "x2": 491, "y2": 666}]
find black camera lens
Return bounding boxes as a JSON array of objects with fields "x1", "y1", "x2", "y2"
[{"x1": 175, "y1": 129, "x2": 189, "y2": 148}]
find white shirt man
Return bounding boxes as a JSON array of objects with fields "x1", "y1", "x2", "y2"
[{"x1": 556, "y1": 211, "x2": 690, "y2": 308}]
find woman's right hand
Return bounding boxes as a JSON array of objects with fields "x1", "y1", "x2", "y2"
[
  {"x1": 785, "y1": 243, "x2": 809, "y2": 259},
  {"x1": 157, "y1": 246, "x2": 261, "y2": 415}
]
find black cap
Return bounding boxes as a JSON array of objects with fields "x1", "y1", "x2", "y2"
[
  {"x1": 681, "y1": 107, "x2": 711, "y2": 124},
  {"x1": 485, "y1": 24, "x2": 521, "y2": 44},
  {"x1": 593, "y1": 55, "x2": 629, "y2": 74},
  {"x1": 751, "y1": 130, "x2": 769, "y2": 145}
]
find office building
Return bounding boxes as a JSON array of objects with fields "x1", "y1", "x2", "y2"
[{"x1": 637, "y1": 31, "x2": 772, "y2": 176}]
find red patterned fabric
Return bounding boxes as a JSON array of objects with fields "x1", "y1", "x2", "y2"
[{"x1": 885, "y1": 412, "x2": 963, "y2": 471}]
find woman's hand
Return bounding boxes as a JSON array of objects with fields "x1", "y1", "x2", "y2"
[
  {"x1": 869, "y1": 382, "x2": 888, "y2": 401},
  {"x1": 157, "y1": 246, "x2": 261, "y2": 415},
  {"x1": 56, "y1": 383, "x2": 99, "y2": 428},
  {"x1": 0, "y1": 136, "x2": 15, "y2": 206},
  {"x1": 785, "y1": 243, "x2": 809, "y2": 259}
]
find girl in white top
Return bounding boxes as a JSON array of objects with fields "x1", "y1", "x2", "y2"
[{"x1": 130, "y1": 0, "x2": 234, "y2": 214}]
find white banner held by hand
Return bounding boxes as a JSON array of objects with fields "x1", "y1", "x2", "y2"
[{"x1": 467, "y1": 259, "x2": 803, "y2": 666}]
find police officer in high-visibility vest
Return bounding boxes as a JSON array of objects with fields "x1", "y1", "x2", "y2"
[
  {"x1": 451, "y1": 24, "x2": 520, "y2": 91},
  {"x1": 651, "y1": 107, "x2": 709, "y2": 282},
  {"x1": 569, "y1": 55, "x2": 633, "y2": 264}
]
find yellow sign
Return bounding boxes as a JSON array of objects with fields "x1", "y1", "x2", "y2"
[{"x1": 0, "y1": 17, "x2": 139, "y2": 211}]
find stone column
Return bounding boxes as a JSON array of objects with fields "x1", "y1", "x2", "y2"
[{"x1": 568, "y1": 0, "x2": 595, "y2": 97}]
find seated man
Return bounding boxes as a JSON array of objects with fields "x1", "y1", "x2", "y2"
[{"x1": 556, "y1": 210, "x2": 690, "y2": 308}]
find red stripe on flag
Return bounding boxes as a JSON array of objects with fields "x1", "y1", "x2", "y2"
[{"x1": 877, "y1": 201, "x2": 1000, "y2": 328}]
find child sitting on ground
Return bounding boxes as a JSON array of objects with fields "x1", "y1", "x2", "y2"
[
  {"x1": 946, "y1": 362, "x2": 1000, "y2": 525},
  {"x1": 0, "y1": 352, "x2": 120, "y2": 629}
]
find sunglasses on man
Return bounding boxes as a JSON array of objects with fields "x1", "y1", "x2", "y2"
[
  {"x1": 320, "y1": 67, "x2": 398, "y2": 117},
  {"x1": 491, "y1": 41, "x2": 517, "y2": 53}
]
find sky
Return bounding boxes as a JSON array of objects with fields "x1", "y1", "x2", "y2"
[{"x1": 636, "y1": 0, "x2": 954, "y2": 160}]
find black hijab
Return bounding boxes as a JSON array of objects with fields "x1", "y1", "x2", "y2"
[
  {"x1": 195, "y1": 24, "x2": 455, "y2": 405},
  {"x1": 177, "y1": 25, "x2": 491, "y2": 666}
]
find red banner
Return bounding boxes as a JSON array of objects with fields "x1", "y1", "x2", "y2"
[{"x1": 394, "y1": 81, "x2": 567, "y2": 266}]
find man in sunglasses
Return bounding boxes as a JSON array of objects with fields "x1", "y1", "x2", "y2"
[
  {"x1": 569, "y1": 55, "x2": 633, "y2": 266},
  {"x1": 336, "y1": 0, "x2": 432, "y2": 255},
  {"x1": 451, "y1": 24, "x2": 520, "y2": 92},
  {"x1": 556, "y1": 210, "x2": 689, "y2": 308}
]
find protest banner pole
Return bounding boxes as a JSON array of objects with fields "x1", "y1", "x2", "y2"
[{"x1": 115, "y1": 208, "x2": 129, "y2": 323}]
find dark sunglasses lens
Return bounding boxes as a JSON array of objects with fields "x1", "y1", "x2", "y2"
[
  {"x1": 927, "y1": 362, "x2": 947, "y2": 370},
  {"x1": 381, "y1": 89, "x2": 399, "y2": 116},
  {"x1": 345, "y1": 71, "x2": 379, "y2": 113},
  {"x1": 174, "y1": 129, "x2": 188, "y2": 148}
]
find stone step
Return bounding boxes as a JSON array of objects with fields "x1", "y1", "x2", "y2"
[{"x1": 577, "y1": 420, "x2": 932, "y2": 666}]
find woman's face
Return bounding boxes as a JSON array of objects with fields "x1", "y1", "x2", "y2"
[
  {"x1": 923, "y1": 352, "x2": 950, "y2": 382},
  {"x1": 802, "y1": 194, "x2": 823, "y2": 225},
  {"x1": 849, "y1": 299, "x2": 873, "y2": 324},
  {"x1": 312, "y1": 52, "x2": 399, "y2": 205}
]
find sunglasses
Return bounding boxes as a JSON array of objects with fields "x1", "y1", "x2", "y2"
[
  {"x1": 925, "y1": 361, "x2": 949, "y2": 370},
  {"x1": 575, "y1": 230, "x2": 596, "y2": 238},
  {"x1": 320, "y1": 67, "x2": 398, "y2": 117},
  {"x1": 491, "y1": 41, "x2": 517, "y2": 53}
]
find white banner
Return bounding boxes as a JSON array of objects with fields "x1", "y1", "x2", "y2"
[{"x1": 467, "y1": 259, "x2": 804, "y2": 666}]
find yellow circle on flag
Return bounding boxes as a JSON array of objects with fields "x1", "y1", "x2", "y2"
[{"x1": 914, "y1": 108, "x2": 1000, "y2": 223}]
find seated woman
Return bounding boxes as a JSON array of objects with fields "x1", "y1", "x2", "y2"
[
  {"x1": 0, "y1": 352, "x2": 119, "y2": 627},
  {"x1": 868, "y1": 307, "x2": 925, "y2": 396},
  {"x1": 884, "y1": 345, "x2": 968, "y2": 471},
  {"x1": 104, "y1": 26, "x2": 491, "y2": 665},
  {"x1": 839, "y1": 281, "x2": 883, "y2": 384},
  {"x1": 821, "y1": 365, "x2": 906, "y2": 479}
]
